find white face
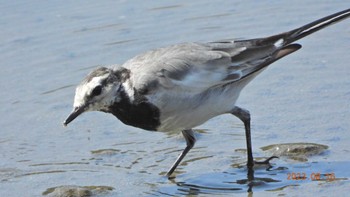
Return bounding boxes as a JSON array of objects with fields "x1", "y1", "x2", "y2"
[
  {"x1": 64, "y1": 67, "x2": 124, "y2": 126},
  {"x1": 73, "y1": 73, "x2": 120, "y2": 112}
]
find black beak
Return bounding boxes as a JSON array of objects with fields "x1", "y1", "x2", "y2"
[{"x1": 63, "y1": 105, "x2": 87, "y2": 126}]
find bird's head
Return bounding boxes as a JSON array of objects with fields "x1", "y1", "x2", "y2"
[{"x1": 63, "y1": 66, "x2": 128, "y2": 126}]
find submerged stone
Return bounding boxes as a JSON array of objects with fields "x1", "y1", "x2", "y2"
[
  {"x1": 90, "y1": 149, "x2": 120, "y2": 156},
  {"x1": 43, "y1": 185, "x2": 114, "y2": 197},
  {"x1": 261, "y1": 142, "x2": 328, "y2": 161}
]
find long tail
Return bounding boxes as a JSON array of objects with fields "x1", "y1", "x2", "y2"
[
  {"x1": 244, "y1": 8, "x2": 350, "y2": 46},
  {"x1": 284, "y1": 8, "x2": 350, "y2": 45},
  {"x1": 234, "y1": 8, "x2": 350, "y2": 81}
]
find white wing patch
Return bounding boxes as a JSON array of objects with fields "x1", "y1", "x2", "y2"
[
  {"x1": 168, "y1": 67, "x2": 227, "y2": 90},
  {"x1": 274, "y1": 38, "x2": 284, "y2": 47}
]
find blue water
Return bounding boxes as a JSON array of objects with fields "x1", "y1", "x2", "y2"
[{"x1": 1, "y1": 1, "x2": 349, "y2": 196}]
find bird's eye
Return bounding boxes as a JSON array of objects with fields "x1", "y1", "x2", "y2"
[{"x1": 91, "y1": 85, "x2": 102, "y2": 96}]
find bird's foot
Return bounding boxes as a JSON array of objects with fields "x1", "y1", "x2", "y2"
[{"x1": 254, "y1": 156, "x2": 279, "y2": 166}]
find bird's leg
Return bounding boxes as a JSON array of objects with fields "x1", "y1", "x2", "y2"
[
  {"x1": 231, "y1": 106, "x2": 277, "y2": 169},
  {"x1": 231, "y1": 106, "x2": 254, "y2": 168},
  {"x1": 166, "y1": 129, "x2": 196, "y2": 177}
]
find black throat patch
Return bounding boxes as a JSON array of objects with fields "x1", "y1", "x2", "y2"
[{"x1": 105, "y1": 84, "x2": 160, "y2": 131}]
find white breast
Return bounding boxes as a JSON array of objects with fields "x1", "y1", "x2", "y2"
[{"x1": 150, "y1": 83, "x2": 244, "y2": 132}]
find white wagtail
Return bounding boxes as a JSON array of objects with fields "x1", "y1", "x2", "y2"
[{"x1": 64, "y1": 9, "x2": 350, "y2": 177}]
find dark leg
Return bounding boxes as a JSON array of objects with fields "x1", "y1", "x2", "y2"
[
  {"x1": 166, "y1": 129, "x2": 196, "y2": 177},
  {"x1": 231, "y1": 106, "x2": 254, "y2": 168},
  {"x1": 231, "y1": 106, "x2": 277, "y2": 169}
]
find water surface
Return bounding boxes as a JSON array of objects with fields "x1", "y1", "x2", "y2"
[{"x1": 1, "y1": 1, "x2": 350, "y2": 196}]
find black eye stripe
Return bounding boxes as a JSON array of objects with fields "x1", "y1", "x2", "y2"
[
  {"x1": 100, "y1": 78, "x2": 108, "y2": 87},
  {"x1": 91, "y1": 85, "x2": 102, "y2": 96}
]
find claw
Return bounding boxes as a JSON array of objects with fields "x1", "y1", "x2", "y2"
[{"x1": 254, "y1": 156, "x2": 279, "y2": 165}]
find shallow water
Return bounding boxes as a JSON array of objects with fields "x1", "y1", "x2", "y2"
[{"x1": 1, "y1": 1, "x2": 350, "y2": 196}]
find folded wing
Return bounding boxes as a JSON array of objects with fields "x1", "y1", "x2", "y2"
[
  {"x1": 121, "y1": 8, "x2": 350, "y2": 94},
  {"x1": 122, "y1": 40, "x2": 298, "y2": 93}
]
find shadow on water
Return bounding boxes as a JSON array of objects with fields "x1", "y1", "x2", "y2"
[{"x1": 153, "y1": 161, "x2": 350, "y2": 196}]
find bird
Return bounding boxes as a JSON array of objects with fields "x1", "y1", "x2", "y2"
[{"x1": 63, "y1": 8, "x2": 350, "y2": 177}]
